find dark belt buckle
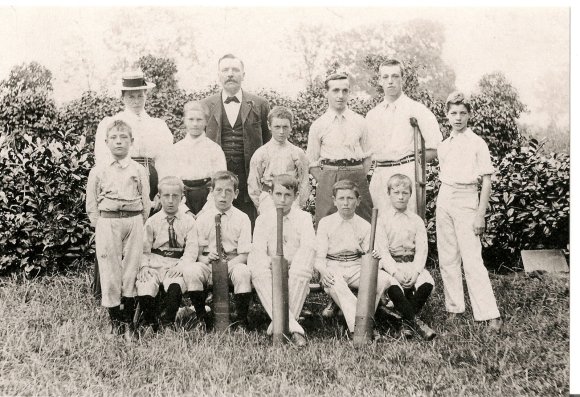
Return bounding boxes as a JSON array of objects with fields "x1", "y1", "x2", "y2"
[{"x1": 119, "y1": 210, "x2": 135, "y2": 218}]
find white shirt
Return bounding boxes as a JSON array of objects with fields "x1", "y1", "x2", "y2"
[
  {"x1": 222, "y1": 90, "x2": 243, "y2": 127},
  {"x1": 438, "y1": 128, "x2": 495, "y2": 185},
  {"x1": 156, "y1": 133, "x2": 227, "y2": 181},
  {"x1": 196, "y1": 206, "x2": 252, "y2": 255},
  {"x1": 307, "y1": 108, "x2": 371, "y2": 164},
  {"x1": 94, "y1": 110, "x2": 174, "y2": 166},
  {"x1": 365, "y1": 94, "x2": 442, "y2": 161}
]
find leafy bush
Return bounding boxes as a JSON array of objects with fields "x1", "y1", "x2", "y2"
[
  {"x1": 0, "y1": 58, "x2": 570, "y2": 276},
  {"x1": 0, "y1": 132, "x2": 94, "y2": 275}
]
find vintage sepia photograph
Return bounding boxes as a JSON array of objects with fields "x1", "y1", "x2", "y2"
[{"x1": 0, "y1": 4, "x2": 572, "y2": 396}]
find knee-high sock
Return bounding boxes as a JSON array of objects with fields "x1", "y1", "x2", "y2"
[
  {"x1": 189, "y1": 291, "x2": 207, "y2": 318},
  {"x1": 414, "y1": 283, "x2": 433, "y2": 314},
  {"x1": 253, "y1": 274, "x2": 305, "y2": 335},
  {"x1": 161, "y1": 284, "x2": 182, "y2": 324},
  {"x1": 234, "y1": 292, "x2": 252, "y2": 323},
  {"x1": 120, "y1": 296, "x2": 136, "y2": 324},
  {"x1": 138, "y1": 295, "x2": 157, "y2": 325},
  {"x1": 387, "y1": 285, "x2": 415, "y2": 324}
]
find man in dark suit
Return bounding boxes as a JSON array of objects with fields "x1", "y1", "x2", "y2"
[{"x1": 202, "y1": 54, "x2": 271, "y2": 226}]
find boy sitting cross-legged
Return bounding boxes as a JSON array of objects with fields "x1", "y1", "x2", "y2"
[
  {"x1": 136, "y1": 176, "x2": 199, "y2": 331},
  {"x1": 374, "y1": 173, "x2": 436, "y2": 340}
]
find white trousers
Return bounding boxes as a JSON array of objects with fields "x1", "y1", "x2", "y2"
[
  {"x1": 95, "y1": 215, "x2": 143, "y2": 307},
  {"x1": 182, "y1": 261, "x2": 252, "y2": 294},
  {"x1": 436, "y1": 184, "x2": 500, "y2": 321},
  {"x1": 324, "y1": 260, "x2": 390, "y2": 333},
  {"x1": 136, "y1": 255, "x2": 186, "y2": 297},
  {"x1": 249, "y1": 255, "x2": 313, "y2": 335},
  {"x1": 369, "y1": 161, "x2": 417, "y2": 215}
]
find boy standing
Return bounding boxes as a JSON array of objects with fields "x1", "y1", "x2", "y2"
[
  {"x1": 437, "y1": 92, "x2": 502, "y2": 332},
  {"x1": 86, "y1": 119, "x2": 151, "y2": 340},
  {"x1": 375, "y1": 174, "x2": 436, "y2": 340},
  {"x1": 248, "y1": 174, "x2": 315, "y2": 347},
  {"x1": 157, "y1": 101, "x2": 227, "y2": 216},
  {"x1": 136, "y1": 176, "x2": 198, "y2": 330},
  {"x1": 248, "y1": 106, "x2": 310, "y2": 215},
  {"x1": 182, "y1": 171, "x2": 253, "y2": 329},
  {"x1": 315, "y1": 180, "x2": 389, "y2": 338}
]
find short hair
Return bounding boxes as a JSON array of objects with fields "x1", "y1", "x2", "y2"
[
  {"x1": 387, "y1": 174, "x2": 413, "y2": 194},
  {"x1": 218, "y1": 54, "x2": 245, "y2": 71},
  {"x1": 106, "y1": 119, "x2": 132, "y2": 138},
  {"x1": 268, "y1": 106, "x2": 294, "y2": 125},
  {"x1": 183, "y1": 101, "x2": 210, "y2": 122},
  {"x1": 211, "y1": 170, "x2": 239, "y2": 190},
  {"x1": 271, "y1": 174, "x2": 299, "y2": 194},
  {"x1": 324, "y1": 73, "x2": 349, "y2": 90},
  {"x1": 158, "y1": 176, "x2": 184, "y2": 195},
  {"x1": 378, "y1": 59, "x2": 405, "y2": 78},
  {"x1": 332, "y1": 179, "x2": 360, "y2": 198},
  {"x1": 445, "y1": 91, "x2": 472, "y2": 113}
]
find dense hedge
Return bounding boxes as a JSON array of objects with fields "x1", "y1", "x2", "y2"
[{"x1": 0, "y1": 58, "x2": 570, "y2": 276}]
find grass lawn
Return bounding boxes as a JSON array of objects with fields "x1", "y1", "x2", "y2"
[{"x1": 0, "y1": 268, "x2": 569, "y2": 396}]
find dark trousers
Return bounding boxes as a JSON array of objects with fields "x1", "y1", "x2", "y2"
[
  {"x1": 184, "y1": 181, "x2": 211, "y2": 216},
  {"x1": 226, "y1": 157, "x2": 257, "y2": 229},
  {"x1": 387, "y1": 283, "x2": 433, "y2": 323}
]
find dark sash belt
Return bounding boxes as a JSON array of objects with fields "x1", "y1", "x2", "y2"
[
  {"x1": 392, "y1": 254, "x2": 415, "y2": 263},
  {"x1": 320, "y1": 158, "x2": 364, "y2": 167},
  {"x1": 152, "y1": 248, "x2": 184, "y2": 259},
  {"x1": 326, "y1": 252, "x2": 364, "y2": 262},
  {"x1": 99, "y1": 210, "x2": 142, "y2": 218},
  {"x1": 183, "y1": 178, "x2": 211, "y2": 189},
  {"x1": 375, "y1": 154, "x2": 415, "y2": 168}
]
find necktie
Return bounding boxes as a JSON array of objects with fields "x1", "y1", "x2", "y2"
[
  {"x1": 167, "y1": 216, "x2": 179, "y2": 248},
  {"x1": 217, "y1": 212, "x2": 227, "y2": 259},
  {"x1": 224, "y1": 96, "x2": 239, "y2": 104}
]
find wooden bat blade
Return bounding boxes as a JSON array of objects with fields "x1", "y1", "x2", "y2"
[
  {"x1": 271, "y1": 254, "x2": 290, "y2": 344},
  {"x1": 353, "y1": 254, "x2": 380, "y2": 346},
  {"x1": 212, "y1": 258, "x2": 230, "y2": 333}
]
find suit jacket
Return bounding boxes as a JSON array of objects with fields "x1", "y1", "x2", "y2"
[{"x1": 202, "y1": 91, "x2": 271, "y2": 175}]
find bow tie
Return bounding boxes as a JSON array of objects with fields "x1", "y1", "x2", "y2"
[{"x1": 224, "y1": 96, "x2": 240, "y2": 104}]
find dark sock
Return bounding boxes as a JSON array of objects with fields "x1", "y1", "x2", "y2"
[
  {"x1": 160, "y1": 284, "x2": 182, "y2": 324},
  {"x1": 189, "y1": 291, "x2": 207, "y2": 318},
  {"x1": 138, "y1": 295, "x2": 157, "y2": 325},
  {"x1": 108, "y1": 306, "x2": 123, "y2": 332},
  {"x1": 120, "y1": 296, "x2": 136, "y2": 325},
  {"x1": 414, "y1": 283, "x2": 433, "y2": 314},
  {"x1": 387, "y1": 285, "x2": 415, "y2": 324},
  {"x1": 234, "y1": 292, "x2": 252, "y2": 323}
]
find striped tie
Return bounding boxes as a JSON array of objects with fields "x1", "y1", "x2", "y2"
[{"x1": 167, "y1": 216, "x2": 179, "y2": 248}]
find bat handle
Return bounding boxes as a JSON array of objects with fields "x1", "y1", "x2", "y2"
[{"x1": 276, "y1": 207, "x2": 284, "y2": 256}]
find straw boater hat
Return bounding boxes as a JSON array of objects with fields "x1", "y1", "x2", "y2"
[{"x1": 118, "y1": 69, "x2": 156, "y2": 92}]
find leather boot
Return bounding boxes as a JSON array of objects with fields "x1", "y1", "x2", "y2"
[
  {"x1": 159, "y1": 284, "x2": 182, "y2": 328},
  {"x1": 233, "y1": 292, "x2": 252, "y2": 329}
]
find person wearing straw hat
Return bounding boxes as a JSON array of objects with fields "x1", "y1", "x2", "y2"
[{"x1": 94, "y1": 69, "x2": 174, "y2": 200}]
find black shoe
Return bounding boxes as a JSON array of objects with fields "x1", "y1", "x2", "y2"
[{"x1": 400, "y1": 322, "x2": 414, "y2": 339}]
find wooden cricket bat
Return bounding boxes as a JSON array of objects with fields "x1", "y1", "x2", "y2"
[
  {"x1": 353, "y1": 208, "x2": 380, "y2": 347},
  {"x1": 272, "y1": 207, "x2": 290, "y2": 345},
  {"x1": 212, "y1": 213, "x2": 230, "y2": 333},
  {"x1": 411, "y1": 117, "x2": 427, "y2": 221}
]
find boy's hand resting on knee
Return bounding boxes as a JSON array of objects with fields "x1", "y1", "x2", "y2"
[
  {"x1": 138, "y1": 268, "x2": 155, "y2": 283},
  {"x1": 166, "y1": 264, "x2": 183, "y2": 279},
  {"x1": 371, "y1": 249, "x2": 381, "y2": 260}
]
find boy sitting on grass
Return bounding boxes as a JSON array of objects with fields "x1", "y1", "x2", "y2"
[
  {"x1": 248, "y1": 174, "x2": 315, "y2": 347},
  {"x1": 136, "y1": 176, "x2": 198, "y2": 331},
  {"x1": 86, "y1": 119, "x2": 151, "y2": 341},
  {"x1": 315, "y1": 179, "x2": 389, "y2": 339},
  {"x1": 374, "y1": 174, "x2": 436, "y2": 340},
  {"x1": 436, "y1": 91, "x2": 502, "y2": 333},
  {"x1": 182, "y1": 171, "x2": 253, "y2": 330}
]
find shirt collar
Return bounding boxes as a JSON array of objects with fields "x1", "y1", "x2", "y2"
[
  {"x1": 222, "y1": 90, "x2": 243, "y2": 103},
  {"x1": 390, "y1": 206, "x2": 411, "y2": 218},
  {"x1": 382, "y1": 93, "x2": 406, "y2": 110},
  {"x1": 214, "y1": 205, "x2": 234, "y2": 219},
  {"x1": 450, "y1": 127, "x2": 474, "y2": 140},
  {"x1": 162, "y1": 210, "x2": 182, "y2": 221},
  {"x1": 109, "y1": 156, "x2": 131, "y2": 168},
  {"x1": 326, "y1": 107, "x2": 350, "y2": 121},
  {"x1": 121, "y1": 109, "x2": 150, "y2": 120},
  {"x1": 185, "y1": 133, "x2": 207, "y2": 144}
]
